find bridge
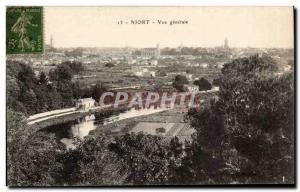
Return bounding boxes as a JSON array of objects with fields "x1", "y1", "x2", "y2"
[{"x1": 27, "y1": 89, "x2": 218, "y2": 127}]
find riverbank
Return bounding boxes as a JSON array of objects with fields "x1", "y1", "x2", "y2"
[{"x1": 91, "y1": 109, "x2": 193, "y2": 138}]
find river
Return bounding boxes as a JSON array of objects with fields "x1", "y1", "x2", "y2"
[{"x1": 44, "y1": 106, "x2": 169, "y2": 149}]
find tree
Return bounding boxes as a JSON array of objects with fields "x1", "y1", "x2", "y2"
[
  {"x1": 92, "y1": 81, "x2": 107, "y2": 102},
  {"x1": 67, "y1": 136, "x2": 128, "y2": 185},
  {"x1": 6, "y1": 60, "x2": 85, "y2": 114},
  {"x1": 174, "y1": 75, "x2": 188, "y2": 84},
  {"x1": 18, "y1": 88, "x2": 37, "y2": 115},
  {"x1": 109, "y1": 133, "x2": 172, "y2": 185},
  {"x1": 6, "y1": 75, "x2": 22, "y2": 112},
  {"x1": 11, "y1": 132, "x2": 66, "y2": 186},
  {"x1": 7, "y1": 108, "x2": 28, "y2": 156},
  {"x1": 34, "y1": 84, "x2": 49, "y2": 112},
  {"x1": 17, "y1": 64, "x2": 37, "y2": 89},
  {"x1": 56, "y1": 81, "x2": 74, "y2": 107},
  {"x1": 186, "y1": 55, "x2": 294, "y2": 184},
  {"x1": 186, "y1": 102, "x2": 226, "y2": 183},
  {"x1": 62, "y1": 61, "x2": 84, "y2": 74},
  {"x1": 173, "y1": 75, "x2": 189, "y2": 92},
  {"x1": 105, "y1": 63, "x2": 115, "y2": 68},
  {"x1": 38, "y1": 72, "x2": 48, "y2": 84},
  {"x1": 212, "y1": 78, "x2": 221, "y2": 87},
  {"x1": 7, "y1": 108, "x2": 65, "y2": 186},
  {"x1": 46, "y1": 87, "x2": 63, "y2": 110},
  {"x1": 193, "y1": 78, "x2": 212, "y2": 91},
  {"x1": 7, "y1": 108, "x2": 28, "y2": 186},
  {"x1": 217, "y1": 55, "x2": 293, "y2": 183},
  {"x1": 49, "y1": 64, "x2": 74, "y2": 82},
  {"x1": 157, "y1": 71, "x2": 167, "y2": 77},
  {"x1": 188, "y1": 104, "x2": 224, "y2": 152}
]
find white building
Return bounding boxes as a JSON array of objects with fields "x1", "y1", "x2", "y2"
[
  {"x1": 186, "y1": 85, "x2": 199, "y2": 92},
  {"x1": 200, "y1": 63, "x2": 209, "y2": 68},
  {"x1": 186, "y1": 74, "x2": 193, "y2": 81},
  {"x1": 139, "y1": 44, "x2": 160, "y2": 59},
  {"x1": 127, "y1": 58, "x2": 136, "y2": 65},
  {"x1": 132, "y1": 67, "x2": 156, "y2": 77},
  {"x1": 216, "y1": 62, "x2": 225, "y2": 69},
  {"x1": 132, "y1": 67, "x2": 148, "y2": 76},
  {"x1": 143, "y1": 71, "x2": 156, "y2": 77},
  {"x1": 34, "y1": 70, "x2": 41, "y2": 77},
  {"x1": 76, "y1": 98, "x2": 95, "y2": 111},
  {"x1": 150, "y1": 60, "x2": 158, "y2": 66},
  {"x1": 135, "y1": 70, "x2": 156, "y2": 77},
  {"x1": 191, "y1": 63, "x2": 200, "y2": 67},
  {"x1": 283, "y1": 65, "x2": 292, "y2": 72}
]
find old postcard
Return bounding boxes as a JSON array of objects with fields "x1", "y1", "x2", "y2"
[{"x1": 6, "y1": 6, "x2": 294, "y2": 186}]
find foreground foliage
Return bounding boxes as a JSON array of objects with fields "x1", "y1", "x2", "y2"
[{"x1": 7, "y1": 55, "x2": 294, "y2": 185}]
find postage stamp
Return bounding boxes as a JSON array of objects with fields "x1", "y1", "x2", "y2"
[{"x1": 6, "y1": 6, "x2": 43, "y2": 54}]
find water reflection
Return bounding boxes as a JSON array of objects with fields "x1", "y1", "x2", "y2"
[
  {"x1": 72, "y1": 115, "x2": 96, "y2": 139},
  {"x1": 45, "y1": 106, "x2": 169, "y2": 149}
]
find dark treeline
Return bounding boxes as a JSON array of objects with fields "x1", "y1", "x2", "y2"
[
  {"x1": 172, "y1": 75, "x2": 189, "y2": 92},
  {"x1": 7, "y1": 55, "x2": 294, "y2": 186},
  {"x1": 6, "y1": 60, "x2": 105, "y2": 116},
  {"x1": 187, "y1": 55, "x2": 294, "y2": 184},
  {"x1": 172, "y1": 75, "x2": 213, "y2": 92}
]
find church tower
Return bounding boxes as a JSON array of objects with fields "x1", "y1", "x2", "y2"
[
  {"x1": 224, "y1": 37, "x2": 229, "y2": 49},
  {"x1": 156, "y1": 43, "x2": 160, "y2": 58},
  {"x1": 50, "y1": 35, "x2": 54, "y2": 49}
]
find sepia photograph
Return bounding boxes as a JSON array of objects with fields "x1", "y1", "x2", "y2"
[{"x1": 6, "y1": 6, "x2": 295, "y2": 187}]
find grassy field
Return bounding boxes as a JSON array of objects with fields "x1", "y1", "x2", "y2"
[
  {"x1": 130, "y1": 122, "x2": 195, "y2": 137},
  {"x1": 92, "y1": 109, "x2": 195, "y2": 140}
]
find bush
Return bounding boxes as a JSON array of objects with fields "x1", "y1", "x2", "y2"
[{"x1": 193, "y1": 78, "x2": 212, "y2": 91}]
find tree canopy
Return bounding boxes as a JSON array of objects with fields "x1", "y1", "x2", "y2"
[
  {"x1": 7, "y1": 55, "x2": 294, "y2": 185},
  {"x1": 188, "y1": 55, "x2": 294, "y2": 184},
  {"x1": 173, "y1": 75, "x2": 189, "y2": 92},
  {"x1": 6, "y1": 60, "x2": 86, "y2": 115},
  {"x1": 193, "y1": 78, "x2": 212, "y2": 91}
]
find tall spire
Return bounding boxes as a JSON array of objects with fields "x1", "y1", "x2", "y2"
[
  {"x1": 156, "y1": 43, "x2": 160, "y2": 58},
  {"x1": 50, "y1": 35, "x2": 53, "y2": 48},
  {"x1": 224, "y1": 37, "x2": 229, "y2": 49}
]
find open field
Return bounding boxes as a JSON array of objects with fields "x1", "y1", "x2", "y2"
[
  {"x1": 92, "y1": 109, "x2": 195, "y2": 141},
  {"x1": 130, "y1": 122, "x2": 174, "y2": 136},
  {"x1": 130, "y1": 122, "x2": 195, "y2": 139}
]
